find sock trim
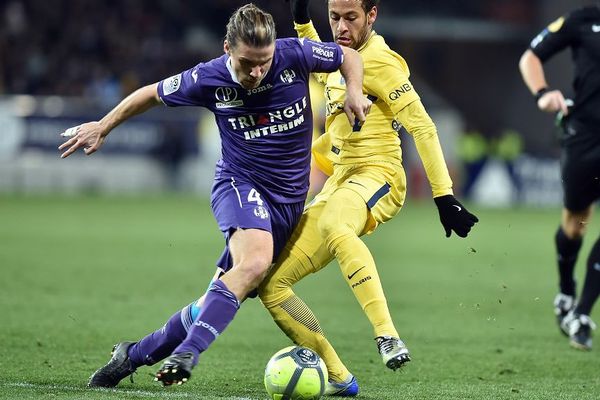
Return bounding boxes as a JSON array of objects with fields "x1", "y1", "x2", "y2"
[{"x1": 210, "y1": 281, "x2": 240, "y2": 309}]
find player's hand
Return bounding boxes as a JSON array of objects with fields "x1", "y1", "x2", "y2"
[
  {"x1": 343, "y1": 93, "x2": 372, "y2": 127},
  {"x1": 287, "y1": 0, "x2": 310, "y2": 24},
  {"x1": 58, "y1": 121, "x2": 108, "y2": 158},
  {"x1": 537, "y1": 90, "x2": 569, "y2": 116},
  {"x1": 434, "y1": 195, "x2": 479, "y2": 238}
]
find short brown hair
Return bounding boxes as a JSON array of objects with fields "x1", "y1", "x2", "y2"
[{"x1": 225, "y1": 4, "x2": 276, "y2": 49}]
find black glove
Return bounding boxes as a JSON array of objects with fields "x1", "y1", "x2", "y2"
[
  {"x1": 286, "y1": 0, "x2": 310, "y2": 24},
  {"x1": 434, "y1": 195, "x2": 479, "y2": 238}
]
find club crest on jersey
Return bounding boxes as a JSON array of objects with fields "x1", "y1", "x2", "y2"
[
  {"x1": 280, "y1": 69, "x2": 296, "y2": 84},
  {"x1": 215, "y1": 87, "x2": 243, "y2": 108},
  {"x1": 253, "y1": 205, "x2": 270, "y2": 219}
]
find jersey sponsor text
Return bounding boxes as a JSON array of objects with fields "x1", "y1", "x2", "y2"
[
  {"x1": 226, "y1": 97, "x2": 309, "y2": 140},
  {"x1": 388, "y1": 84, "x2": 413, "y2": 101}
]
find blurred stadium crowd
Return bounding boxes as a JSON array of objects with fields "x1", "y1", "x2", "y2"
[
  {"x1": 0, "y1": 0, "x2": 530, "y2": 100},
  {"x1": 1, "y1": 0, "x2": 225, "y2": 100},
  {"x1": 0, "y1": 0, "x2": 578, "y2": 204}
]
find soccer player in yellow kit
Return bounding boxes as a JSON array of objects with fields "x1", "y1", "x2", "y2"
[{"x1": 258, "y1": 0, "x2": 478, "y2": 395}]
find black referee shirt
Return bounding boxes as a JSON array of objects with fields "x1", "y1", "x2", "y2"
[{"x1": 530, "y1": 6, "x2": 600, "y2": 130}]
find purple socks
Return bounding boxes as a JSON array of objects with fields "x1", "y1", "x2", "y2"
[
  {"x1": 173, "y1": 280, "x2": 240, "y2": 365},
  {"x1": 127, "y1": 310, "x2": 188, "y2": 367}
]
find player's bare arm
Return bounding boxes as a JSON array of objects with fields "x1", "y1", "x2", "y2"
[
  {"x1": 519, "y1": 49, "x2": 569, "y2": 115},
  {"x1": 58, "y1": 83, "x2": 161, "y2": 158},
  {"x1": 339, "y1": 46, "x2": 371, "y2": 125}
]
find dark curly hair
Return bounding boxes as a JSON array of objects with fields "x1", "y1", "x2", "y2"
[
  {"x1": 325, "y1": 0, "x2": 379, "y2": 14},
  {"x1": 360, "y1": 0, "x2": 380, "y2": 14}
]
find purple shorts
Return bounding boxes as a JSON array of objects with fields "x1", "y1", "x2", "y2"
[{"x1": 210, "y1": 176, "x2": 305, "y2": 272}]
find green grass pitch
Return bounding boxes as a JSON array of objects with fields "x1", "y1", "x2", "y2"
[{"x1": 1, "y1": 195, "x2": 599, "y2": 399}]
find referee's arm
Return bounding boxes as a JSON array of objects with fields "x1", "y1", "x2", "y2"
[{"x1": 519, "y1": 49, "x2": 569, "y2": 115}]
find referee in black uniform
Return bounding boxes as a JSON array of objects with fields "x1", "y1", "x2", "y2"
[{"x1": 519, "y1": 4, "x2": 600, "y2": 351}]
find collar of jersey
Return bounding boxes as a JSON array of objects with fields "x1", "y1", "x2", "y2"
[
  {"x1": 357, "y1": 30, "x2": 377, "y2": 53},
  {"x1": 225, "y1": 57, "x2": 241, "y2": 85}
]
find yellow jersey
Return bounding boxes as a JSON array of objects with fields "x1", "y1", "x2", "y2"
[{"x1": 295, "y1": 22, "x2": 453, "y2": 198}]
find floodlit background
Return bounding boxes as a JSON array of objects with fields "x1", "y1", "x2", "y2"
[
  {"x1": 0, "y1": 0, "x2": 594, "y2": 205},
  {"x1": 1, "y1": 2, "x2": 599, "y2": 399}
]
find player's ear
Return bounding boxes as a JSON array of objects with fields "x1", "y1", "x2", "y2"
[
  {"x1": 367, "y1": 7, "x2": 377, "y2": 26},
  {"x1": 223, "y1": 40, "x2": 230, "y2": 55}
]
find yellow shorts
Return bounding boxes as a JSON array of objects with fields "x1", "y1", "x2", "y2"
[
  {"x1": 313, "y1": 161, "x2": 406, "y2": 234},
  {"x1": 284, "y1": 161, "x2": 406, "y2": 273}
]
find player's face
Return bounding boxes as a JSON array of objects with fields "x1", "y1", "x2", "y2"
[
  {"x1": 224, "y1": 40, "x2": 275, "y2": 89},
  {"x1": 328, "y1": 0, "x2": 377, "y2": 50}
]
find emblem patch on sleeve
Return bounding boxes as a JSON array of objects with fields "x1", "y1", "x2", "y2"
[
  {"x1": 548, "y1": 16, "x2": 564, "y2": 33},
  {"x1": 163, "y1": 74, "x2": 182, "y2": 96}
]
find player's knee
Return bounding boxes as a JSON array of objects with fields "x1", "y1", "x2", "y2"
[
  {"x1": 258, "y1": 269, "x2": 295, "y2": 308},
  {"x1": 317, "y1": 214, "x2": 331, "y2": 238},
  {"x1": 258, "y1": 283, "x2": 294, "y2": 309},
  {"x1": 318, "y1": 213, "x2": 349, "y2": 241},
  {"x1": 318, "y1": 216, "x2": 354, "y2": 252},
  {"x1": 562, "y1": 217, "x2": 589, "y2": 238},
  {"x1": 563, "y1": 224, "x2": 586, "y2": 239},
  {"x1": 318, "y1": 188, "x2": 365, "y2": 247}
]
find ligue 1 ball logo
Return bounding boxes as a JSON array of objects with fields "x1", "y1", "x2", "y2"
[{"x1": 264, "y1": 346, "x2": 327, "y2": 400}]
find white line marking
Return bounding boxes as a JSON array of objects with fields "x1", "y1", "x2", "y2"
[
  {"x1": 2, "y1": 382, "x2": 257, "y2": 399},
  {"x1": 2, "y1": 382, "x2": 193, "y2": 398}
]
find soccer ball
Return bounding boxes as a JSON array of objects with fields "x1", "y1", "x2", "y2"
[{"x1": 264, "y1": 346, "x2": 328, "y2": 400}]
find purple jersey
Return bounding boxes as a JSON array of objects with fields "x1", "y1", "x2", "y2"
[{"x1": 158, "y1": 38, "x2": 344, "y2": 203}]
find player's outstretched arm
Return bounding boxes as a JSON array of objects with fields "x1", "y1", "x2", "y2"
[
  {"x1": 395, "y1": 100, "x2": 478, "y2": 237},
  {"x1": 434, "y1": 195, "x2": 479, "y2": 238},
  {"x1": 519, "y1": 49, "x2": 568, "y2": 115},
  {"x1": 59, "y1": 83, "x2": 161, "y2": 158},
  {"x1": 339, "y1": 47, "x2": 371, "y2": 126}
]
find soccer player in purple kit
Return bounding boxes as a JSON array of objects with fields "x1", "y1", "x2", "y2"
[{"x1": 59, "y1": 3, "x2": 371, "y2": 387}]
